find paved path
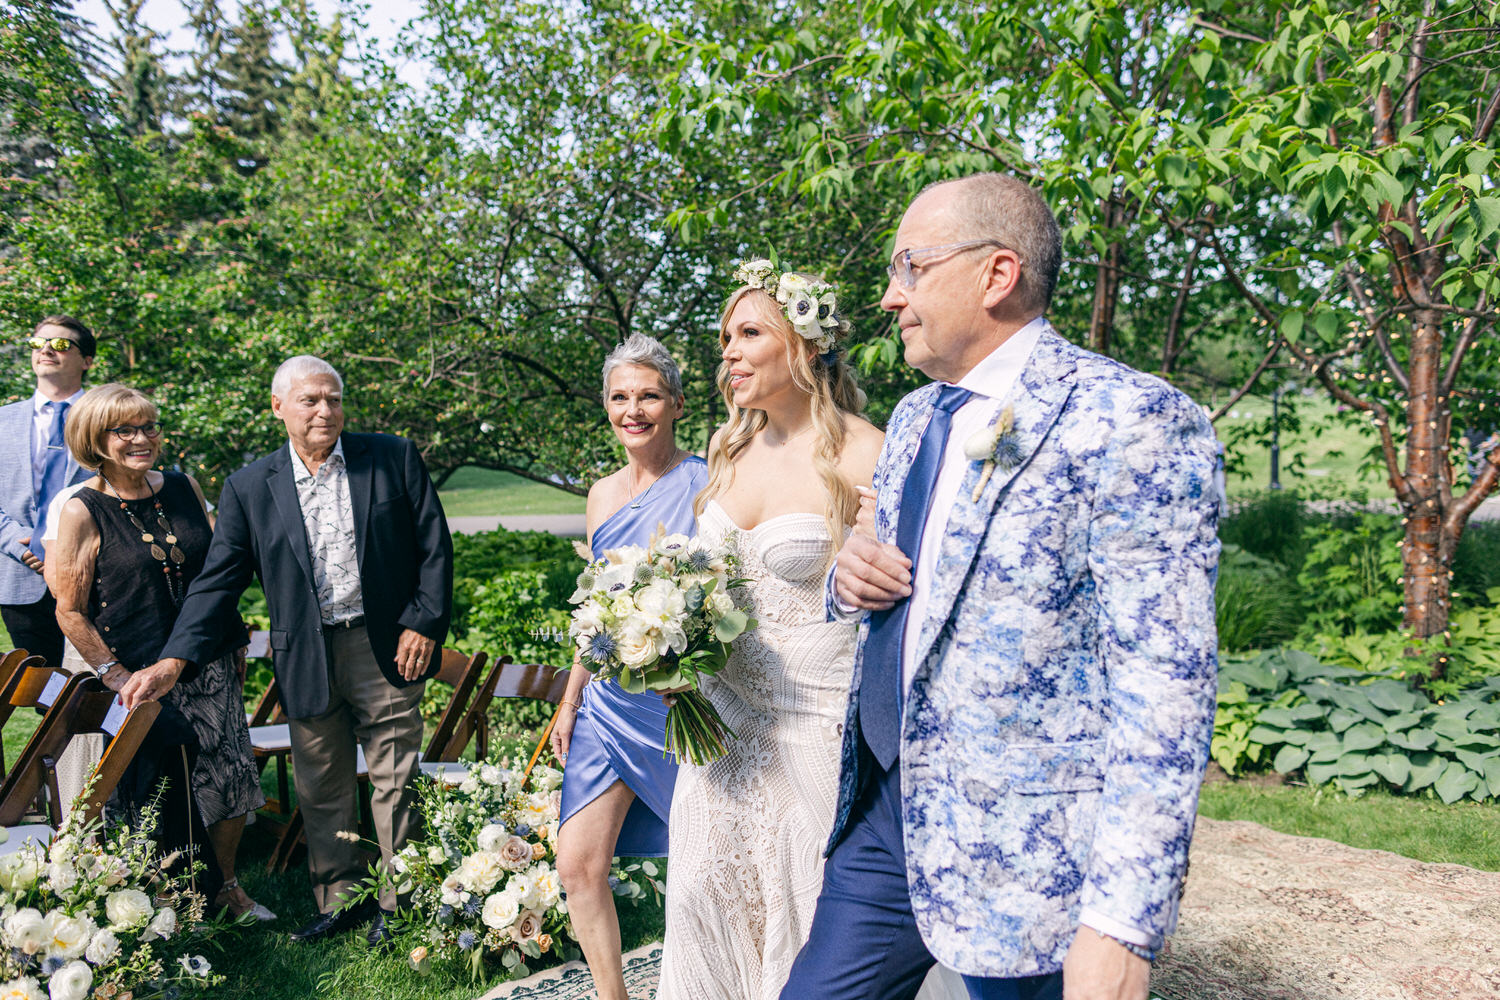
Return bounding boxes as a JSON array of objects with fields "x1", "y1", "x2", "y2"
[{"x1": 448, "y1": 514, "x2": 586, "y2": 536}]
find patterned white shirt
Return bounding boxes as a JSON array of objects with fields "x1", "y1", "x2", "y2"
[{"x1": 288, "y1": 440, "x2": 364, "y2": 624}]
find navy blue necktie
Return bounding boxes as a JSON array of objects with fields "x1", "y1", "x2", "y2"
[
  {"x1": 859, "y1": 384, "x2": 972, "y2": 770},
  {"x1": 30, "y1": 400, "x2": 70, "y2": 560}
]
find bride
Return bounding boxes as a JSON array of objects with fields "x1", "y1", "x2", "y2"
[{"x1": 656, "y1": 259, "x2": 884, "y2": 998}]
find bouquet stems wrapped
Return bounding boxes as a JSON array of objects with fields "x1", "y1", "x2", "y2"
[{"x1": 568, "y1": 528, "x2": 754, "y2": 765}]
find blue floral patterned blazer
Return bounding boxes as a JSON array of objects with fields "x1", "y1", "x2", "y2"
[{"x1": 826, "y1": 326, "x2": 1220, "y2": 977}]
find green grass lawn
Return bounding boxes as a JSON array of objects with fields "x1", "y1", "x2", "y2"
[
  {"x1": 437, "y1": 467, "x2": 585, "y2": 518},
  {"x1": 1199, "y1": 779, "x2": 1500, "y2": 871},
  {"x1": 1218, "y1": 393, "x2": 1393, "y2": 498}
]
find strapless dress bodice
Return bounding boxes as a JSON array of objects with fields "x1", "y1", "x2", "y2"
[{"x1": 699, "y1": 501, "x2": 838, "y2": 627}]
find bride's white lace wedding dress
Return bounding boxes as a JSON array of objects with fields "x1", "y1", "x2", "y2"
[{"x1": 657, "y1": 500, "x2": 854, "y2": 1000}]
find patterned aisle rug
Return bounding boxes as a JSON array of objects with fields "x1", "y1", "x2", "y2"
[
  {"x1": 1153, "y1": 817, "x2": 1500, "y2": 1000},
  {"x1": 480, "y1": 818, "x2": 1500, "y2": 1000},
  {"x1": 479, "y1": 943, "x2": 662, "y2": 1000}
]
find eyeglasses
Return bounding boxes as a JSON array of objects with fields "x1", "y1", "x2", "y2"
[
  {"x1": 886, "y1": 239, "x2": 1016, "y2": 289},
  {"x1": 105, "y1": 423, "x2": 162, "y2": 441},
  {"x1": 27, "y1": 336, "x2": 78, "y2": 353}
]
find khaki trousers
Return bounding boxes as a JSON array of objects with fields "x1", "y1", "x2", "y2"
[{"x1": 288, "y1": 625, "x2": 424, "y2": 913}]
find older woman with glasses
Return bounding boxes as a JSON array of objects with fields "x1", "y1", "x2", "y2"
[{"x1": 46, "y1": 383, "x2": 273, "y2": 921}]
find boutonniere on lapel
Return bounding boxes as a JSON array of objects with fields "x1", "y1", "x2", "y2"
[{"x1": 962, "y1": 404, "x2": 1021, "y2": 502}]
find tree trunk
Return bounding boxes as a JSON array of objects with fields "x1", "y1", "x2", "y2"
[{"x1": 1089, "y1": 236, "x2": 1121, "y2": 355}]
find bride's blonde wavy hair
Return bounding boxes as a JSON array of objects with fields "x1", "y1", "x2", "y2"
[{"x1": 695, "y1": 280, "x2": 868, "y2": 542}]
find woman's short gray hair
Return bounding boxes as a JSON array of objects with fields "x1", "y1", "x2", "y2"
[
  {"x1": 272, "y1": 355, "x2": 344, "y2": 398},
  {"x1": 600, "y1": 334, "x2": 683, "y2": 402}
]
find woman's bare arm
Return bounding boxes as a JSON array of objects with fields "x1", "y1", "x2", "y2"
[{"x1": 46, "y1": 498, "x2": 123, "y2": 685}]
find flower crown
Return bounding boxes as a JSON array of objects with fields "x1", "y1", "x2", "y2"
[{"x1": 731, "y1": 257, "x2": 849, "y2": 353}]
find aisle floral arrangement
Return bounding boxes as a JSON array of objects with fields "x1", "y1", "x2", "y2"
[
  {"x1": 568, "y1": 529, "x2": 753, "y2": 764},
  {"x1": 362, "y1": 755, "x2": 655, "y2": 981},
  {"x1": 0, "y1": 801, "x2": 222, "y2": 1000}
]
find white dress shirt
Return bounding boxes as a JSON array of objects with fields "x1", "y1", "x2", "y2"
[
  {"x1": 900, "y1": 316, "x2": 1046, "y2": 695},
  {"x1": 288, "y1": 440, "x2": 365, "y2": 624},
  {"x1": 31, "y1": 389, "x2": 84, "y2": 493}
]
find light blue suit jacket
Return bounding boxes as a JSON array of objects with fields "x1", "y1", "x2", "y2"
[
  {"x1": 0, "y1": 397, "x2": 89, "y2": 606},
  {"x1": 827, "y1": 328, "x2": 1220, "y2": 977}
]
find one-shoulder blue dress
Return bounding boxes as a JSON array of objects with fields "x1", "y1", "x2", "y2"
[{"x1": 558, "y1": 455, "x2": 708, "y2": 856}]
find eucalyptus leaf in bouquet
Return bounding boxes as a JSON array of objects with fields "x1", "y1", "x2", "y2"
[{"x1": 568, "y1": 528, "x2": 755, "y2": 764}]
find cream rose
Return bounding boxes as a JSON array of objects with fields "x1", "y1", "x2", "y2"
[
  {"x1": 615, "y1": 624, "x2": 659, "y2": 669},
  {"x1": 44, "y1": 863, "x2": 77, "y2": 895},
  {"x1": 481, "y1": 890, "x2": 520, "y2": 930},
  {"x1": 103, "y1": 889, "x2": 152, "y2": 930}
]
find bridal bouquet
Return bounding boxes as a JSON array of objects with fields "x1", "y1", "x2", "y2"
[
  {"x1": 568, "y1": 530, "x2": 754, "y2": 765},
  {"x1": 363, "y1": 756, "x2": 655, "y2": 981},
  {"x1": 0, "y1": 799, "x2": 222, "y2": 1000}
]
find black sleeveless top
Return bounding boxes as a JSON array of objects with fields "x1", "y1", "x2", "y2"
[{"x1": 78, "y1": 472, "x2": 243, "y2": 670}]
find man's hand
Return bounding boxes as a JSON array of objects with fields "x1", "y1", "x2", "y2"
[
  {"x1": 394, "y1": 628, "x2": 437, "y2": 681},
  {"x1": 16, "y1": 537, "x2": 41, "y2": 574},
  {"x1": 121, "y1": 659, "x2": 187, "y2": 710},
  {"x1": 833, "y1": 533, "x2": 912, "y2": 611},
  {"x1": 1062, "y1": 928, "x2": 1150, "y2": 1000}
]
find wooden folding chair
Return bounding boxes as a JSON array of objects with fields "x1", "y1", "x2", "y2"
[
  {"x1": 416, "y1": 658, "x2": 571, "y2": 787},
  {"x1": 0, "y1": 676, "x2": 161, "y2": 851},
  {"x1": 263, "y1": 647, "x2": 492, "y2": 873},
  {"x1": 0, "y1": 652, "x2": 45, "y2": 778}
]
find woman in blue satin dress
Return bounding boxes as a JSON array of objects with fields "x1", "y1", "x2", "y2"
[{"x1": 551, "y1": 333, "x2": 708, "y2": 1000}]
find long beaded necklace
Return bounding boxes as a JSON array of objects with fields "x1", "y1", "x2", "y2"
[{"x1": 100, "y1": 473, "x2": 188, "y2": 607}]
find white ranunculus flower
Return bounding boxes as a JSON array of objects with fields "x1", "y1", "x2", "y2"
[
  {"x1": 4, "y1": 909, "x2": 45, "y2": 955},
  {"x1": 609, "y1": 592, "x2": 636, "y2": 619},
  {"x1": 41, "y1": 911, "x2": 94, "y2": 960},
  {"x1": 775, "y1": 272, "x2": 811, "y2": 304},
  {"x1": 103, "y1": 889, "x2": 152, "y2": 930},
  {"x1": 44, "y1": 962, "x2": 89, "y2": 1000},
  {"x1": 480, "y1": 889, "x2": 520, "y2": 930},
  {"x1": 476, "y1": 824, "x2": 507, "y2": 853},
  {"x1": 0, "y1": 976, "x2": 42, "y2": 1000},
  {"x1": 139, "y1": 906, "x2": 176, "y2": 942},
  {"x1": 83, "y1": 928, "x2": 118, "y2": 966},
  {"x1": 0, "y1": 852, "x2": 41, "y2": 893},
  {"x1": 572, "y1": 600, "x2": 608, "y2": 636},
  {"x1": 635, "y1": 578, "x2": 686, "y2": 619},
  {"x1": 458, "y1": 852, "x2": 505, "y2": 895}
]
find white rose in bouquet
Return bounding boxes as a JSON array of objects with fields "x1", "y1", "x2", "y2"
[
  {"x1": 706, "y1": 589, "x2": 734, "y2": 617},
  {"x1": 43, "y1": 961, "x2": 89, "y2": 1000},
  {"x1": 476, "y1": 824, "x2": 507, "y2": 853},
  {"x1": 83, "y1": 928, "x2": 118, "y2": 965},
  {"x1": 3, "y1": 909, "x2": 45, "y2": 955},
  {"x1": 41, "y1": 910, "x2": 94, "y2": 960},
  {"x1": 103, "y1": 889, "x2": 152, "y2": 930},
  {"x1": 457, "y1": 852, "x2": 505, "y2": 895},
  {"x1": 0, "y1": 977, "x2": 41, "y2": 1000},
  {"x1": 480, "y1": 889, "x2": 520, "y2": 930},
  {"x1": 615, "y1": 624, "x2": 659, "y2": 669},
  {"x1": 139, "y1": 905, "x2": 176, "y2": 942},
  {"x1": 0, "y1": 852, "x2": 40, "y2": 892},
  {"x1": 427, "y1": 844, "x2": 449, "y2": 865}
]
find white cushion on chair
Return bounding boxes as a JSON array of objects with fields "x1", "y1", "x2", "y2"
[
  {"x1": 249, "y1": 724, "x2": 291, "y2": 752},
  {"x1": 0, "y1": 824, "x2": 55, "y2": 855},
  {"x1": 418, "y1": 761, "x2": 469, "y2": 785}
]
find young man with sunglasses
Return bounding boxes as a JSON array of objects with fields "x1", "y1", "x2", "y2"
[{"x1": 0, "y1": 315, "x2": 96, "y2": 667}]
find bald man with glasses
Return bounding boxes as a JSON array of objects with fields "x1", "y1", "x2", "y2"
[{"x1": 0, "y1": 315, "x2": 96, "y2": 667}]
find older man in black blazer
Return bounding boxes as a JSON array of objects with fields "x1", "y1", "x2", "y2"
[{"x1": 134, "y1": 355, "x2": 453, "y2": 946}]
